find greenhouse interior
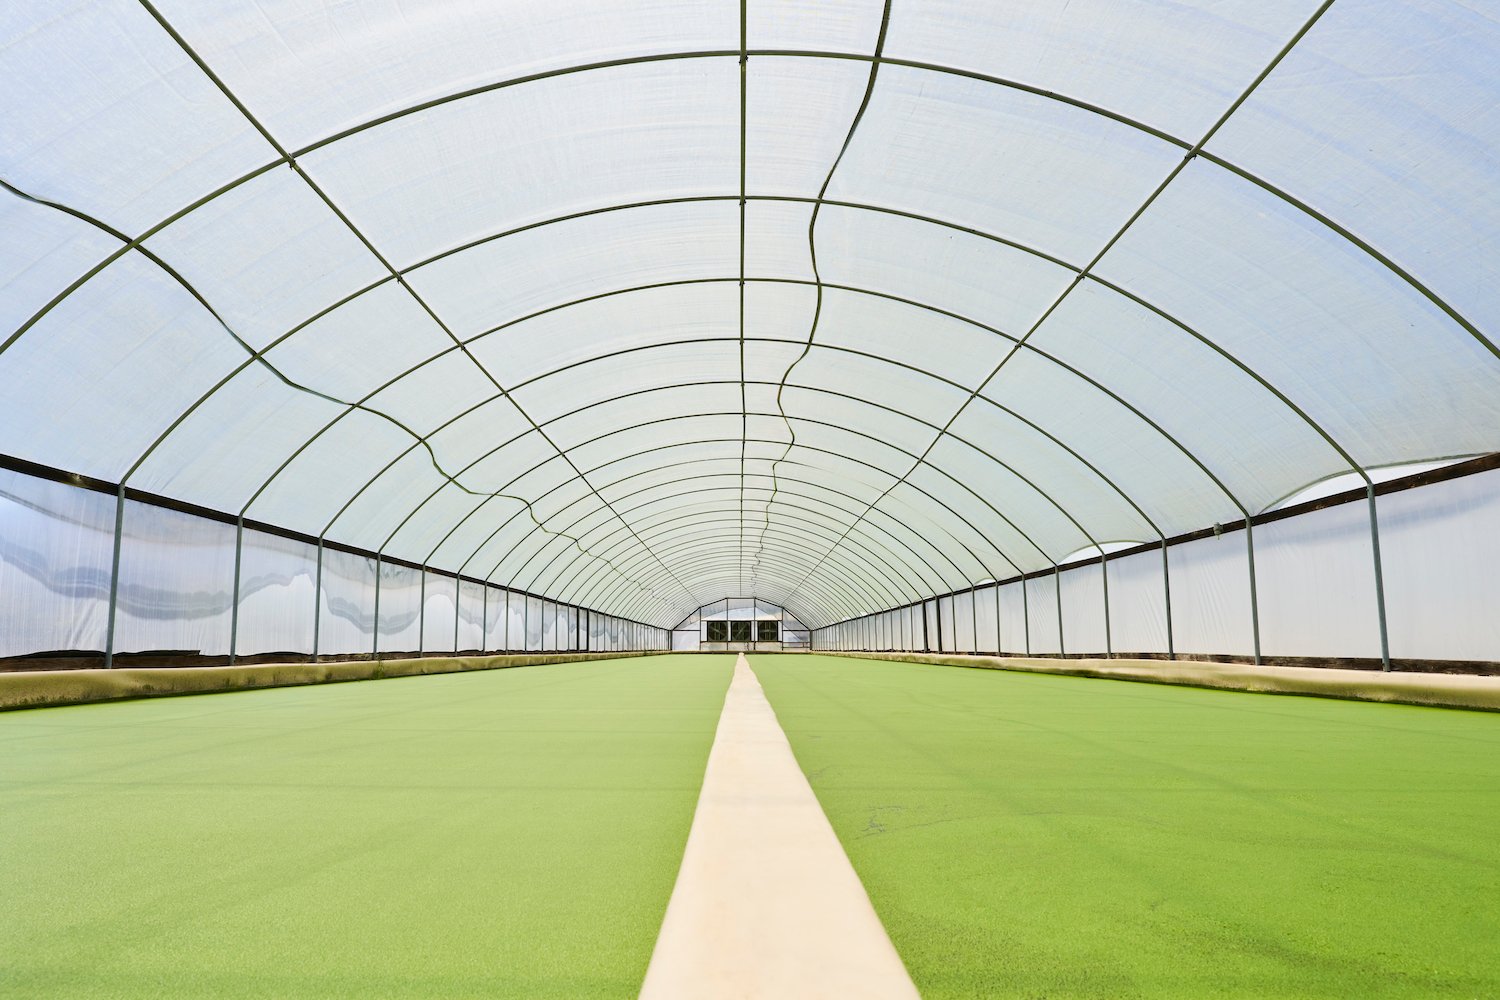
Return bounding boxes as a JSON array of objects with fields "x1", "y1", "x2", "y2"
[{"x1": 2, "y1": 1, "x2": 1497, "y2": 998}]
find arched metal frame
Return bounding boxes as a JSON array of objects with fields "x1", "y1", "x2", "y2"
[{"x1": 1, "y1": 2, "x2": 1492, "y2": 665}]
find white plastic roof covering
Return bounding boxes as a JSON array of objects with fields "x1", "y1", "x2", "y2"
[{"x1": 2, "y1": 0, "x2": 1498, "y2": 630}]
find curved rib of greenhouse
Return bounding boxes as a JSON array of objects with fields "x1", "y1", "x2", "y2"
[{"x1": 2, "y1": 0, "x2": 1498, "y2": 668}]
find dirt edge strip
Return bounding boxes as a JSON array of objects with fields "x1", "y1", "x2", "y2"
[
  {"x1": 829, "y1": 652, "x2": 1500, "y2": 712},
  {"x1": 0, "y1": 651, "x2": 669, "y2": 712}
]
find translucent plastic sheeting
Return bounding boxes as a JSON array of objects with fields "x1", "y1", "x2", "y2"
[
  {"x1": 974, "y1": 584, "x2": 999, "y2": 654},
  {"x1": 542, "y1": 600, "x2": 559, "y2": 652},
  {"x1": 375, "y1": 561, "x2": 423, "y2": 654},
  {"x1": 235, "y1": 530, "x2": 317, "y2": 656},
  {"x1": 1059, "y1": 561, "x2": 1109, "y2": 656},
  {"x1": 317, "y1": 548, "x2": 378, "y2": 656},
  {"x1": 527, "y1": 595, "x2": 544, "y2": 652},
  {"x1": 457, "y1": 579, "x2": 487, "y2": 652},
  {"x1": 0, "y1": 469, "x2": 115, "y2": 657},
  {"x1": 508, "y1": 590, "x2": 530, "y2": 650},
  {"x1": 953, "y1": 590, "x2": 978, "y2": 653},
  {"x1": 1377, "y1": 469, "x2": 1500, "y2": 662},
  {"x1": 1255, "y1": 503, "x2": 1381, "y2": 659},
  {"x1": 114, "y1": 501, "x2": 234, "y2": 656},
  {"x1": 1024, "y1": 575, "x2": 1061, "y2": 655},
  {"x1": 4, "y1": 3, "x2": 1500, "y2": 641},
  {"x1": 1105, "y1": 547, "x2": 1171, "y2": 656},
  {"x1": 998, "y1": 581, "x2": 1027, "y2": 654},
  {"x1": 483, "y1": 588, "x2": 511, "y2": 652},
  {"x1": 1165, "y1": 530, "x2": 1255, "y2": 657},
  {"x1": 421, "y1": 570, "x2": 458, "y2": 654}
]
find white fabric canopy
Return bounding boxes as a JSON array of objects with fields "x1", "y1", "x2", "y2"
[{"x1": 2, "y1": 0, "x2": 1498, "y2": 631}]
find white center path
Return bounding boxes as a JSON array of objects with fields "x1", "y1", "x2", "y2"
[{"x1": 640, "y1": 654, "x2": 920, "y2": 999}]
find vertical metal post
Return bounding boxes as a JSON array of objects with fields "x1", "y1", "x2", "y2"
[
  {"x1": 418, "y1": 566, "x2": 426, "y2": 657},
  {"x1": 934, "y1": 599, "x2": 944, "y2": 653},
  {"x1": 994, "y1": 584, "x2": 1002, "y2": 654},
  {"x1": 312, "y1": 538, "x2": 323, "y2": 661},
  {"x1": 104, "y1": 484, "x2": 125, "y2": 669},
  {"x1": 1162, "y1": 540, "x2": 1174, "y2": 660},
  {"x1": 1245, "y1": 521, "x2": 1262, "y2": 666},
  {"x1": 1022, "y1": 576, "x2": 1031, "y2": 655},
  {"x1": 481, "y1": 582, "x2": 488, "y2": 653},
  {"x1": 453, "y1": 575, "x2": 462, "y2": 653},
  {"x1": 1054, "y1": 565, "x2": 1065, "y2": 657},
  {"x1": 372, "y1": 555, "x2": 382, "y2": 659},
  {"x1": 229, "y1": 515, "x2": 244, "y2": 665},
  {"x1": 970, "y1": 586, "x2": 979, "y2": 654},
  {"x1": 1100, "y1": 551, "x2": 1112, "y2": 659},
  {"x1": 1366, "y1": 485, "x2": 1392, "y2": 670}
]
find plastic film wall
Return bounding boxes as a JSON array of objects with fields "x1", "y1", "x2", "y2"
[
  {"x1": 0, "y1": 466, "x2": 667, "y2": 663},
  {"x1": 813, "y1": 466, "x2": 1500, "y2": 667}
]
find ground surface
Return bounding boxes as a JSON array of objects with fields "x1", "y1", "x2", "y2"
[
  {"x1": 751, "y1": 654, "x2": 1500, "y2": 999},
  {"x1": 0, "y1": 654, "x2": 733, "y2": 999}
]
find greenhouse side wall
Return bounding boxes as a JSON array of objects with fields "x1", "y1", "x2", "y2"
[
  {"x1": 0, "y1": 463, "x2": 668, "y2": 669},
  {"x1": 813, "y1": 460, "x2": 1500, "y2": 672}
]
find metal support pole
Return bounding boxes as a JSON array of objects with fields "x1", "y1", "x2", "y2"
[
  {"x1": 970, "y1": 586, "x2": 979, "y2": 654},
  {"x1": 1100, "y1": 552, "x2": 1112, "y2": 659},
  {"x1": 1367, "y1": 484, "x2": 1393, "y2": 671},
  {"x1": 372, "y1": 555, "x2": 382, "y2": 659},
  {"x1": 481, "y1": 582, "x2": 488, "y2": 653},
  {"x1": 1054, "y1": 564, "x2": 1065, "y2": 657},
  {"x1": 229, "y1": 515, "x2": 244, "y2": 665},
  {"x1": 994, "y1": 584, "x2": 1002, "y2": 654},
  {"x1": 1022, "y1": 577, "x2": 1031, "y2": 655},
  {"x1": 312, "y1": 538, "x2": 323, "y2": 661},
  {"x1": 453, "y1": 575, "x2": 462, "y2": 653},
  {"x1": 104, "y1": 484, "x2": 125, "y2": 669},
  {"x1": 1162, "y1": 541, "x2": 1174, "y2": 660},
  {"x1": 418, "y1": 566, "x2": 426, "y2": 657},
  {"x1": 1245, "y1": 521, "x2": 1262, "y2": 666}
]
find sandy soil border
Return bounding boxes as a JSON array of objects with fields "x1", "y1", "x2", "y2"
[
  {"x1": 640, "y1": 654, "x2": 919, "y2": 1000},
  {"x1": 0, "y1": 651, "x2": 667, "y2": 712},
  {"x1": 828, "y1": 652, "x2": 1500, "y2": 711}
]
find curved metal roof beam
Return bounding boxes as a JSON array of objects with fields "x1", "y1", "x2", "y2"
[
  {"x1": 585, "y1": 534, "x2": 857, "y2": 626},
  {"x1": 1, "y1": 17, "x2": 1445, "y2": 626},
  {"x1": 543, "y1": 478, "x2": 924, "y2": 602},
  {"x1": 6, "y1": 36, "x2": 1488, "y2": 390},
  {"x1": 555, "y1": 433, "x2": 1017, "y2": 613},
  {"x1": 484, "y1": 470, "x2": 931, "y2": 614},
  {"x1": 592, "y1": 513, "x2": 891, "y2": 615},
  {"x1": 134, "y1": 0, "x2": 702, "y2": 615},
  {"x1": 469, "y1": 406, "x2": 1028, "y2": 595},
  {"x1": 536, "y1": 502, "x2": 904, "y2": 617},
  {"x1": 496, "y1": 437, "x2": 974, "y2": 616},
  {"x1": 537, "y1": 466, "x2": 938, "y2": 617},
  {"x1": 773, "y1": 1, "x2": 1341, "y2": 615},
  {"x1": 515, "y1": 485, "x2": 922, "y2": 614}
]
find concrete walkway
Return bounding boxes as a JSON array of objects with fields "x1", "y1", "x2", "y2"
[{"x1": 639, "y1": 654, "x2": 919, "y2": 999}]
